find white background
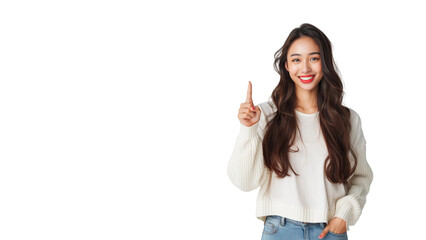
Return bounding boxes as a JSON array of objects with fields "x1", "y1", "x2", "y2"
[{"x1": 1, "y1": 0, "x2": 425, "y2": 239}]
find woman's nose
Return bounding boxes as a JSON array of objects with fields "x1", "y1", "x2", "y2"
[{"x1": 301, "y1": 60, "x2": 312, "y2": 73}]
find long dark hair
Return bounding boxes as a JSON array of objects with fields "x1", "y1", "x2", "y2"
[{"x1": 262, "y1": 23, "x2": 357, "y2": 184}]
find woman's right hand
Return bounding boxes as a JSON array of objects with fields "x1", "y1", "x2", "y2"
[{"x1": 238, "y1": 81, "x2": 261, "y2": 127}]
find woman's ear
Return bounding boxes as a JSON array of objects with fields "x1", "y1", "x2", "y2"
[{"x1": 285, "y1": 61, "x2": 288, "y2": 71}]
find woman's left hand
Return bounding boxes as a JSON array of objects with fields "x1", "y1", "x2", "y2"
[{"x1": 319, "y1": 217, "x2": 347, "y2": 239}]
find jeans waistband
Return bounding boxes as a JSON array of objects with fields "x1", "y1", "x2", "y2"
[{"x1": 267, "y1": 215, "x2": 326, "y2": 228}]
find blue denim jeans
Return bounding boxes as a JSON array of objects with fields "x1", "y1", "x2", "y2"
[{"x1": 261, "y1": 215, "x2": 348, "y2": 240}]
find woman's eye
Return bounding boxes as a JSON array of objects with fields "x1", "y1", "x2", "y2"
[
  {"x1": 292, "y1": 59, "x2": 300, "y2": 62},
  {"x1": 311, "y1": 57, "x2": 320, "y2": 61}
]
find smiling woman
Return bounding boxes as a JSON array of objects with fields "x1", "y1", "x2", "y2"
[
  {"x1": 228, "y1": 23, "x2": 373, "y2": 240},
  {"x1": 285, "y1": 37, "x2": 324, "y2": 94}
]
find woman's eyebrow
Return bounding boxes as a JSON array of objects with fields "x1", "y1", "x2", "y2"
[{"x1": 290, "y1": 52, "x2": 320, "y2": 57}]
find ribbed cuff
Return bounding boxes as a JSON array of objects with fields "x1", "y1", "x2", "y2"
[
  {"x1": 334, "y1": 203, "x2": 351, "y2": 223},
  {"x1": 334, "y1": 195, "x2": 361, "y2": 226},
  {"x1": 239, "y1": 121, "x2": 260, "y2": 139}
]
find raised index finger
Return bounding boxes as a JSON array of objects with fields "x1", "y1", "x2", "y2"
[{"x1": 246, "y1": 81, "x2": 253, "y2": 104}]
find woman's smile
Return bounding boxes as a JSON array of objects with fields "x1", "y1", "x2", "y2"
[{"x1": 298, "y1": 75, "x2": 315, "y2": 83}]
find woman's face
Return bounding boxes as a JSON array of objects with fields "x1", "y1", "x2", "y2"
[{"x1": 285, "y1": 36, "x2": 323, "y2": 93}]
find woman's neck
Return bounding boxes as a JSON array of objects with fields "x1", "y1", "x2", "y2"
[{"x1": 295, "y1": 89, "x2": 318, "y2": 113}]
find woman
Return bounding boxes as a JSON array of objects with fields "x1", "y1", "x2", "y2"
[{"x1": 227, "y1": 23, "x2": 373, "y2": 240}]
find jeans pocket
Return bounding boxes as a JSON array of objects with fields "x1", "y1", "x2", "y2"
[
  {"x1": 327, "y1": 230, "x2": 348, "y2": 239},
  {"x1": 262, "y1": 216, "x2": 279, "y2": 235}
]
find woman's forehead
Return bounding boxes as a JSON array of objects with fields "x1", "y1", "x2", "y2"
[{"x1": 288, "y1": 37, "x2": 320, "y2": 56}]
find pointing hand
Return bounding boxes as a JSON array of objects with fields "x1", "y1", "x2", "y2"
[{"x1": 238, "y1": 81, "x2": 261, "y2": 127}]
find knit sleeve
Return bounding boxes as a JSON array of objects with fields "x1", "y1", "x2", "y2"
[
  {"x1": 334, "y1": 110, "x2": 374, "y2": 226},
  {"x1": 226, "y1": 104, "x2": 269, "y2": 192}
]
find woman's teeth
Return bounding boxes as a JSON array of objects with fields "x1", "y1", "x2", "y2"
[{"x1": 299, "y1": 75, "x2": 314, "y2": 80}]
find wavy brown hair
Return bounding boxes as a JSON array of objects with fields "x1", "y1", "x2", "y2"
[{"x1": 262, "y1": 23, "x2": 357, "y2": 184}]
